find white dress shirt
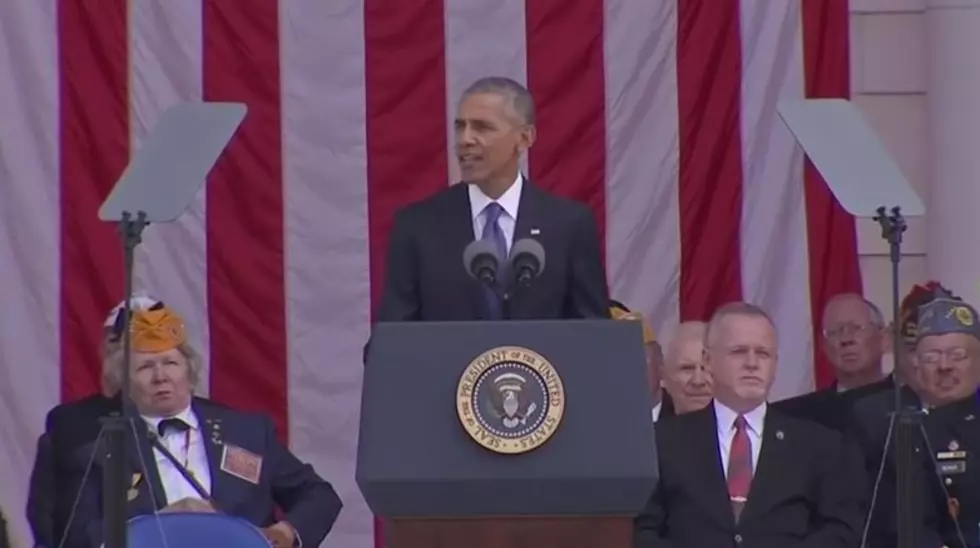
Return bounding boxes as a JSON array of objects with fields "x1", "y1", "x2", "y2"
[
  {"x1": 468, "y1": 172, "x2": 523, "y2": 256},
  {"x1": 713, "y1": 400, "x2": 766, "y2": 476},
  {"x1": 142, "y1": 406, "x2": 213, "y2": 505},
  {"x1": 651, "y1": 401, "x2": 663, "y2": 422}
]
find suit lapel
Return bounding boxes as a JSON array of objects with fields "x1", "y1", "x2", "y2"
[
  {"x1": 690, "y1": 408, "x2": 736, "y2": 527},
  {"x1": 445, "y1": 183, "x2": 488, "y2": 319},
  {"x1": 125, "y1": 417, "x2": 168, "y2": 510},
  {"x1": 193, "y1": 401, "x2": 234, "y2": 507},
  {"x1": 740, "y1": 411, "x2": 792, "y2": 521},
  {"x1": 512, "y1": 177, "x2": 539, "y2": 242}
]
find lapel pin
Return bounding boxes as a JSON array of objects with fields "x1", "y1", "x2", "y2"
[
  {"x1": 530, "y1": 228, "x2": 540, "y2": 235},
  {"x1": 966, "y1": 415, "x2": 975, "y2": 421},
  {"x1": 949, "y1": 440, "x2": 960, "y2": 451},
  {"x1": 775, "y1": 430, "x2": 784, "y2": 440},
  {"x1": 127, "y1": 488, "x2": 139, "y2": 502}
]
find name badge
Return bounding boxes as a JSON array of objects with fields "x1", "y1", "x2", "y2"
[
  {"x1": 220, "y1": 444, "x2": 263, "y2": 485},
  {"x1": 937, "y1": 460, "x2": 967, "y2": 475}
]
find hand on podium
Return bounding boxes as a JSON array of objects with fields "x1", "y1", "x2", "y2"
[
  {"x1": 159, "y1": 497, "x2": 216, "y2": 514},
  {"x1": 262, "y1": 521, "x2": 296, "y2": 548}
]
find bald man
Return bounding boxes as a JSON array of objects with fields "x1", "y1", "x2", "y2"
[{"x1": 661, "y1": 321, "x2": 713, "y2": 415}]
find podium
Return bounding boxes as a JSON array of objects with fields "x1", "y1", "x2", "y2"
[{"x1": 356, "y1": 320, "x2": 658, "y2": 548}]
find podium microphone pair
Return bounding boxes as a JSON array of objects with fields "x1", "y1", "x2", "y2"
[{"x1": 463, "y1": 237, "x2": 546, "y2": 290}]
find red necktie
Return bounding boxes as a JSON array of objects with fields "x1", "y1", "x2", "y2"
[{"x1": 727, "y1": 415, "x2": 753, "y2": 521}]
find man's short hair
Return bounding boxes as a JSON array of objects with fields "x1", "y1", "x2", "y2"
[
  {"x1": 705, "y1": 301, "x2": 776, "y2": 347},
  {"x1": 822, "y1": 292, "x2": 885, "y2": 328},
  {"x1": 462, "y1": 76, "x2": 536, "y2": 126}
]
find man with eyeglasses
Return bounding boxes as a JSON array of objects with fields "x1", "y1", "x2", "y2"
[
  {"x1": 875, "y1": 294, "x2": 980, "y2": 548},
  {"x1": 773, "y1": 293, "x2": 891, "y2": 432}
]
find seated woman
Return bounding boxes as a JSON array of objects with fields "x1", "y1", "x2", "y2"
[{"x1": 69, "y1": 303, "x2": 342, "y2": 548}]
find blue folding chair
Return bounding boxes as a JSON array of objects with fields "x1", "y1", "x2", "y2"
[{"x1": 127, "y1": 513, "x2": 271, "y2": 548}]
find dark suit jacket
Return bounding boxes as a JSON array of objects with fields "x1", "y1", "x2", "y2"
[
  {"x1": 0, "y1": 507, "x2": 10, "y2": 548},
  {"x1": 375, "y1": 179, "x2": 610, "y2": 322},
  {"x1": 842, "y1": 380, "x2": 927, "y2": 548},
  {"x1": 773, "y1": 376, "x2": 894, "y2": 432},
  {"x1": 69, "y1": 399, "x2": 342, "y2": 548},
  {"x1": 634, "y1": 405, "x2": 866, "y2": 548},
  {"x1": 916, "y1": 395, "x2": 980, "y2": 548},
  {"x1": 27, "y1": 394, "x2": 121, "y2": 548},
  {"x1": 656, "y1": 392, "x2": 676, "y2": 421}
]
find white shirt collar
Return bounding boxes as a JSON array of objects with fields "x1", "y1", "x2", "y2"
[
  {"x1": 651, "y1": 401, "x2": 662, "y2": 422},
  {"x1": 468, "y1": 172, "x2": 523, "y2": 222},
  {"x1": 713, "y1": 399, "x2": 766, "y2": 437},
  {"x1": 141, "y1": 404, "x2": 199, "y2": 431}
]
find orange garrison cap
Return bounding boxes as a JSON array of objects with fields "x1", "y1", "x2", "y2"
[
  {"x1": 610, "y1": 303, "x2": 656, "y2": 344},
  {"x1": 129, "y1": 306, "x2": 186, "y2": 353}
]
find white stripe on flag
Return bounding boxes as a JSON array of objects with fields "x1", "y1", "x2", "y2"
[
  {"x1": 444, "y1": 0, "x2": 528, "y2": 185},
  {"x1": 603, "y1": 0, "x2": 681, "y2": 335},
  {"x1": 0, "y1": 1, "x2": 61, "y2": 543},
  {"x1": 737, "y1": 0, "x2": 815, "y2": 398},
  {"x1": 129, "y1": 0, "x2": 212, "y2": 393},
  {"x1": 280, "y1": 0, "x2": 373, "y2": 546}
]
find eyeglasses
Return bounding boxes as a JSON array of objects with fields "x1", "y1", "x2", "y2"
[
  {"x1": 917, "y1": 347, "x2": 970, "y2": 367},
  {"x1": 823, "y1": 323, "x2": 880, "y2": 341}
]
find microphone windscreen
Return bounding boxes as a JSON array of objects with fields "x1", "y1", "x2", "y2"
[
  {"x1": 510, "y1": 238, "x2": 546, "y2": 276},
  {"x1": 463, "y1": 239, "x2": 500, "y2": 277}
]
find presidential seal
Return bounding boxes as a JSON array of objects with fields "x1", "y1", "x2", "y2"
[{"x1": 456, "y1": 346, "x2": 565, "y2": 455}]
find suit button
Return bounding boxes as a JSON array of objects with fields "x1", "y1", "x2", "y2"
[
  {"x1": 946, "y1": 477, "x2": 953, "y2": 486},
  {"x1": 734, "y1": 533, "x2": 743, "y2": 543}
]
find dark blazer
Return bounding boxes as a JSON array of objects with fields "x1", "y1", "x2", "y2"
[
  {"x1": 635, "y1": 404, "x2": 866, "y2": 548},
  {"x1": 27, "y1": 393, "x2": 121, "y2": 548},
  {"x1": 656, "y1": 392, "x2": 676, "y2": 421},
  {"x1": 375, "y1": 179, "x2": 610, "y2": 322},
  {"x1": 844, "y1": 380, "x2": 926, "y2": 548},
  {"x1": 0, "y1": 506, "x2": 10, "y2": 548},
  {"x1": 916, "y1": 395, "x2": 980, "y2": 548},
  {"x1": 773, "y1": 376, "x2": 894, "y2": 432},
  {"x1": 69, "y1": 399, "x2": 342, "y2": 548}
]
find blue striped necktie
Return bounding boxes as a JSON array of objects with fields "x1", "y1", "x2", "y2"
[{"x1": 481, "y1": 202, "x2": 507, "y2": 319}]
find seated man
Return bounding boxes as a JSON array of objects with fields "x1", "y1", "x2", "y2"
[
  {"x1": 70, "y1": 304, "x2": 342, "y2": 548},
  {"x1": 634, "y1": 302, "x2": 866, "y2": 548},
  {"x1": 660, "y1": 321, "x2": 713, "y2": 415}
]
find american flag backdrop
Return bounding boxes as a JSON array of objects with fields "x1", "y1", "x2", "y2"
[{"x1": 0, "y1": 0, "x2": 860, "y2": 546}]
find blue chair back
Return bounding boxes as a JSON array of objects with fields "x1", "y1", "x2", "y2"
[{"x1": 127, "y1": 512, "x2": 271, "y2": 548}]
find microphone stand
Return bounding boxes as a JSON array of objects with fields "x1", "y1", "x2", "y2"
[
  {"x1": 101, "y1": 210, "x2": 149, "y2": 548},
  {"x1": 873, "y1": 205, "x2": 922, "y2": 548}
]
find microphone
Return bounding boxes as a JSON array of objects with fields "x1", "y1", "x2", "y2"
[
  {"x1": 145, "y1": 428, "x2": 220, "y2": 511},
  {"x1": 508, "y1": 238, "x2": 546, "y2": 287},
  {"x1": 463, "y1": 239, "x2": 502, "y2": 286}
]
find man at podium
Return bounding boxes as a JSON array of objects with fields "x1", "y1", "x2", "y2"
[{"x1": 375, "y1": 76, "x2": 609, "y2": 322}]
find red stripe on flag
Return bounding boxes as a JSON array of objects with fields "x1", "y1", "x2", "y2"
[
  {"x1": 525, "y1": 0, "x2": 608, "y2": 258},
  {"x1": 58, "y1": 0, "x2": 130, "y2": 401},
  {"x1": 675, "y1": 0, "x2": 745, "y2": 321},
  {"x1": 365, "y1": 0, "x2": 449, "y2": 316},
  {"x1": 364, "y1": 1, "x2": 448, "y2": 545},
  {"x1": 802, "y1": 0, "x2": 862, "y2": 389},
  {"x1": 202, "y1": 0, "x2": 288, "y2": 439}
]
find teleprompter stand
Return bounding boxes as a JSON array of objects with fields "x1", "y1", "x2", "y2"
[
  {"x1": 96, "y1": 101, "x2": 247, "y2": 548},
  {"x1": 100, "y1": 211, "x2": 150, "y2": 548},
  {"x1": 873, "y1": 206, "x2": 923, "y2": 548},
  {"x1": 775, "y1": 98, "x2": 963, "y2": 548}
]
